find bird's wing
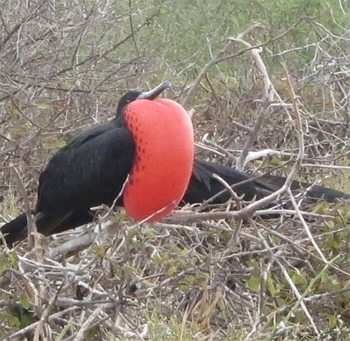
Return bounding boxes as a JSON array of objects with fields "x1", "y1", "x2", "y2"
[
  {"x1": 37, "y1": 126, "x2": 135, "y2": 217},
  {"x1": 63, "y1": 120, "x2": 118, "y2": 150},
  {"x1": 183, "y1": 159, "x2": 262, "y2": 204}
]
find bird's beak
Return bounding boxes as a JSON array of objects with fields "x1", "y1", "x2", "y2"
[{"x1": 137, "y1": 81, "x2": 171, "y2": 100}]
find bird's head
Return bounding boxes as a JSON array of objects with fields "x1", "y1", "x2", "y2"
[{"x1": 116, "y1": 81, "x2": 171, "y2": 119}]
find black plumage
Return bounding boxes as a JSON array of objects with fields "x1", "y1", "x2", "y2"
[{"x1": 1, "y1": 83, "x2": 349, "y2": 246}]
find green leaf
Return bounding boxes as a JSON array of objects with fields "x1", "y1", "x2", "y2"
[
  {"x1": 312, "y1": 200, "x2": 330, "y2": 214},
  {"x1": 327, "y1": 314, "x2": 338, "y2": 328},
  {"x1": 37, "y1": 103, "x2": 51, "y2": 110},
  {"x1": 290, "y1": 269, "x2": 307, "y2": 287},
  {"x1": 2, "y1": 312, "x2": 20, "y2": 328},
  {"x1": 20, "y1": 294, "x2": 31, "y2": 310},
  {"x1": 166, "y1": 265, "x2": 177, "y2": 276},
  {"x1": 56, "y1": 319, "x2": 75, "y2": 341},
  {"x1": 0, "y1": 256, "x2": 8, "y2": 274},
  {"x1": 246, "y1": 274, "x2": 260, "y2": 293},
  {"x1": 267, "y1": 275, "x2": 280, "y2": 297},
  {"x1": 8, "y1": 251, "x2": 18, "y2": 266},
  {"x1": 92, "y1": 245, "x2": 108, "y2": 258},
  {"x1": 269, "y1": 156, "x2": 284, "y2": 166}
]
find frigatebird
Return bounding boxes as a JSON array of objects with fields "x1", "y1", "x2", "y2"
[
  {"x1": 1, "y1": 82, "x2": 349, "y2": 246},
  {"x1": 1, "y1": 81, "x2": 195, "y2": 245}
]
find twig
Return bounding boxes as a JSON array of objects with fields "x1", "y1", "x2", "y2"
[
  {"x1": 33, "y1": 286, "x2": 62, "y2": 341},
  {"x1": 288, "y1": 189, "x2": 328, "y2": 263},
  {"x1": 47, "y1": 231, "x2": 97, "y2": 259},
  {"x1": 234, "y1": 39, "x2": 275, "y2": 170},
  {"x1": 282, "y1": 256, "x2": 339, "y2": 334},
  {"x1": 301, "y1": 163, "x2": 350, "y2": 170},
  {"x1": 74, "y1": 307, "x2": 103, "y2": 341},
  {"x1": 212, "y1": 173, "x2": 243, "y2": 246},
  {"x1": 180, "y1": 23, "x2": 262, "y2": 107},
  {"x1": 254, "y1": 227, "x2": 320, "y2": 336},
  {"x1": 8, "y1": 307, "x2": 78, "y2": 339},
  {"x1": 0, "y1": 0, "x2": 48, "y2": 51}
]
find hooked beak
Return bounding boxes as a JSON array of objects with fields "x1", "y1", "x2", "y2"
[{"x1": 137, "y1": 81, "x2": 171, "y2": 100}]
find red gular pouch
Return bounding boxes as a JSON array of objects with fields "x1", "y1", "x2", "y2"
[{"x1": 123, "y1": 98, "x2": 194, "y2": 222}]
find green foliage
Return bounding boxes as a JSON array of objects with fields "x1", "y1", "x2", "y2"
[
  {"x1": 289, "y1": 269, "x2": 308, "y2": 289},
  {"x1": 246, "y1": 273, "x2": 260, "y2": 292},
  {"x1": 56, "y1": 319, "x2": 75, "y2": 341},
  {"x1": 154, "y1": 242, "x2": 192, "y2": 276},
  {"x1": 313, "y1": 200, "x2": 331, "y2": 215},
  {"x1": 19, "y1": 294, "x2": 31, "y2": 310},
  {"x1": 139, "y1": 0, "x2": 350, "y2": 82},
  {"x1": 92, "y1": 244, "x2": 109, "y2": 258},
  {"x1": 84, "y1": 326, "x2": 99, "y2": 341},
  {"x1": 267, "y1": 274, "x2": 280, "y2": 297},
  {"x1": 0, "y1": 251, "x2": 18, "y2": 275},
  {"x1": 1, "y1": 307, "x2": 36, "y2": 330},
  {"x1": 145, "y1": 307, "x2": 248, "y2": 340}
]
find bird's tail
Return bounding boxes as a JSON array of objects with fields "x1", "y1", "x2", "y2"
[
  {"x1": 1, "y1": 210, "x2": 94, "y2": 247},
  {"x1": 184, "y1": 159, "x2": 264, "y2": 204},
  {"x1": 0, "y1": 213, "x2": 28, "y2": 247},
  {"x1": 254, "y1": 173, "x2": 350, "y2": 202},
  {"x1": 185, "y1": 159, "x2": 349, "y2": 205}
]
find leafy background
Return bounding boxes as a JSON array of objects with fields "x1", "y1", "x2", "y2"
[{"x1": 1, "y1": 0, "x2": 350, "y2": 339}]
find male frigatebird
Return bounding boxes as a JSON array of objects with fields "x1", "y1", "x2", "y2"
[
  {"x1": 1, "y1": 82, "x2": 349, "y2": 246},
  {"x1": 1, "y1": 81, "x2": 195, "y2": 245}
]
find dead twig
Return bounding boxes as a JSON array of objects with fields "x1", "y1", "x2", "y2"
[{"x1": 180, "y1": 23, "x2": 262, "y2": 107}]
